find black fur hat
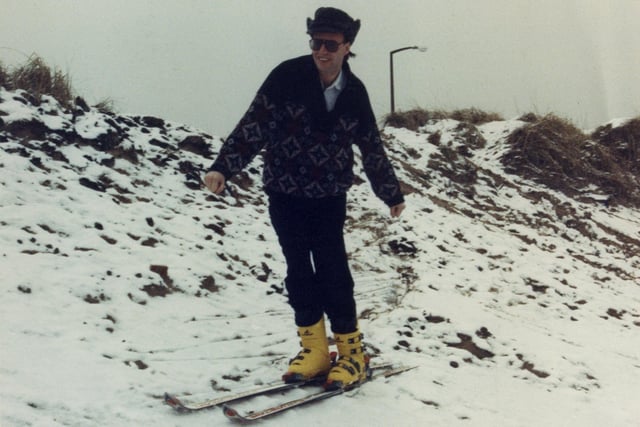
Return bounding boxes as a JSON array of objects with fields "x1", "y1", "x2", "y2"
[{"x1": 306, "y1": 7, "x2": 361, "y2": 44}]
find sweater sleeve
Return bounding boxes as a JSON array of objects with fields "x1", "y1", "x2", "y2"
[
  {"x1": 358, "y1": 126, "x2": 405, "y2": 207},
  {"x1": 353, "y1": 85, "x2": 404, "y2": 206},
  {"x1": 208, "y1": 88, "x2": 276, "y2": 180}
]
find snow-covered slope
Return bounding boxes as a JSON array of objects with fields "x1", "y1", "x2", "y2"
[{"x1": 1, "y1": 87, "x2": 639, "y2": 426}]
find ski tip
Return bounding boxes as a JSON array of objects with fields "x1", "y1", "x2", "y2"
[
  {"x1": 223, "y1": 406, "x2": 237, "y2": 417},
  {"x1": 222, "y1": 404, "x2": 244, "y2": 421},
  {"x1": 164, "y1": 392, "x2": 178, "y2": 405},
  {"x1": 164, "y1": 393, "x2": 188, "y2": 412}
]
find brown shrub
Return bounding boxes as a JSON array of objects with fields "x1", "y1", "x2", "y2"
[
  {"x1": 93, "y1": 98, "x2": 116, "y2": 114},
  {"x1": 3, "y1": 55, "x2": 73, "y2": 107},
  {"x1": 384, "y1": 108, "x2": 448, "y2": 131},
  {"x1": 449, "y1": 108, "x2": 503, "y2": 125},
  {"x1": 385, "y1": 107, "x2": 503, "y2": 131},
  {"x1": 504, "y1": 114, "x2": 588, "y2": 179},
  {"x1": 503, "y1": 114, "x2": 640, "y2": 207},
  {"x1": 591, "y1": 117, "x2": 640, "y2": 174},
  {"x1": 0, "y1": 61, "x2": 8, "y2": 88},
  {"x1": 518, "y1": 112, "x2": 540, "y2": 123}
]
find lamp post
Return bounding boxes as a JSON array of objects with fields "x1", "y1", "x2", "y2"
[{"x1": 390, "y1": 46, "x2": 427, "y2": 113}]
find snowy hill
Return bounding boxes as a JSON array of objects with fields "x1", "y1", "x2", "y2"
[{"x1": 1, "y1": 87, "x2": 639, "y2": 426}]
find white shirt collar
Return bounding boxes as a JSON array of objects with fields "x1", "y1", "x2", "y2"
[{"x1": 324, "y1": 70, "x2": 345, "y2": 92}]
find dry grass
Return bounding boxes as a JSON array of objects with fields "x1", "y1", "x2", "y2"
[
  {"x1": 502, "y1": 114, "x2": 640, "y2": 207},
  {"x1": 503, "y1": 114, "x2": 588, "y2": 179},
  {"x1": 385, "y1": 108, "x2": 503, "y2": 131},
  {"x1": 0, "y1": 61, "x2": 9, "y2": 88},
  {"x1": 385, "y1": 108, "x2": 447, "y2": 130},
  {"x1": 385, "y1": 108, "x2": 639, "y2": 206},
  {"x1": 591, "y1": 117, "x2": 640, "y2": 175},
  {"x1": 93, "y1": 98, "x2": 116, "y2": 114},
  {"x1": 1, "y1": 54, "x2": 73, "y2": 108},
  {"x1": 449, "y1": 108, "x2": 503, "y2": 124}
]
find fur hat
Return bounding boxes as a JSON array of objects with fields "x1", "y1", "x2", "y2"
[{"x1": 306, "y1": 7, "x2": 361, "y2": 44}]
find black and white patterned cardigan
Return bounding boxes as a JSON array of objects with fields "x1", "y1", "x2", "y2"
[{"x1": 209, "y1": 55, "x2": 404, "y2": 207}]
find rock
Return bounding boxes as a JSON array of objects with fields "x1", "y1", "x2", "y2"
[{"x1": 179, "y1": 135, "x2": 213, "y2": 158}]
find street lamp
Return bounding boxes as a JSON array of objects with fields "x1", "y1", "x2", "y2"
[{"x1": 389, "y1": 46, "x2": 427, "y2": 113}]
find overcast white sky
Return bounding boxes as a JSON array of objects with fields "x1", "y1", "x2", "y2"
[{"x1": 2, "y1": 0, "x2": 639, "y2": 136}]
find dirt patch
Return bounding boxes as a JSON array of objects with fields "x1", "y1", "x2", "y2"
[{"x1": 446, "y1": 333, "x2": 495, "y2": 360}]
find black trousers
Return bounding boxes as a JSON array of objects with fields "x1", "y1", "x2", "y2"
[{"x1": 268, "y1": 192, "x2": 357, "y2": 334}]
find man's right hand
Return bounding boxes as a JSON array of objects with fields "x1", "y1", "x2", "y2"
[{"x1": 204, "y1": 171, "x2": 226, "y2": 194}]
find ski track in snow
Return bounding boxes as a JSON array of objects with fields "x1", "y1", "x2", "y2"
[{"x1": 1, "y1": 87, "x2": 639, "y2": 426}]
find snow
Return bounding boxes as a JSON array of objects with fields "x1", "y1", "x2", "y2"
[{"x1": 1, "y1": 87, "x2": 639, "y2": 426}]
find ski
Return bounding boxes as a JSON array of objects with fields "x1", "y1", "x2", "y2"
[
  {"x1": 164, "y1": 378, "x2": 315, "y2": 412},
  {"x1": 222, "y1": 364, "x2": 417, "y2": 422},
  {"x1": 164, "y1": 352, "x2": 342, "y2": 412}
]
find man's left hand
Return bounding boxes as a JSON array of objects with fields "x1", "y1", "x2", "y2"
[{"x1": 390, "y1": 203, "x2": 406, "y2": 218}]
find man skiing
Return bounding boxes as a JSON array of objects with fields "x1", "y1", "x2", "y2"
[{"x1": 204, "y1": 7, "x2": 405, "y2": 390}]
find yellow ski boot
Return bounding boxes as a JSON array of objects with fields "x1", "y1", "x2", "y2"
[
  {"x1": 325, "y1": 328, "x2": 369, "y2": 390},
  {"x1": 282, "y1": 317, "x2": 332, "y2": 383}
]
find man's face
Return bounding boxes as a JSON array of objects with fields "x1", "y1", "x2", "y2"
[{"x1": 310, "y1": 32, "x2": 351, "y2": 79}]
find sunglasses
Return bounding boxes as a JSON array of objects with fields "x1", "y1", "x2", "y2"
[{"x1": 309, "y1": 38, "x2": 346, "y2": 53}]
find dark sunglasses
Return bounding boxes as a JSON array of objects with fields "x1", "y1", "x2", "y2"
[{"x1": 309, "y1": 38, "x2": 345, "y2": 53}]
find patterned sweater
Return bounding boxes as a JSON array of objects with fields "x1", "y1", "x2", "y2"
[{"x1": 209, "y1": 55, "x2": 404, "y2": 207}]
